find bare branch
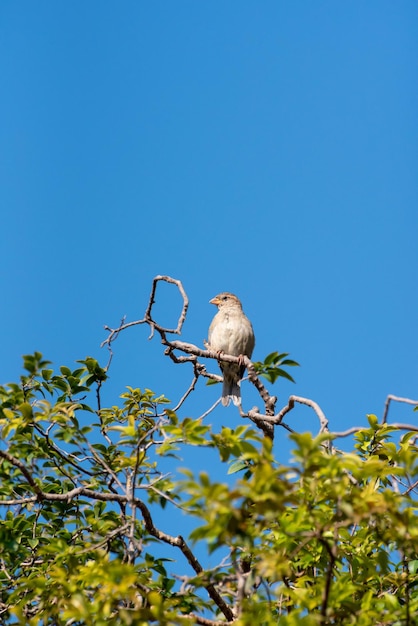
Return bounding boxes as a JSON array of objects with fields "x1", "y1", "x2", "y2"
[
  {"x1": 0, "y1": 450, "x2": 43, "y2": 497},
  {"x1": 185, "y1": 616, "x2": 230, "y2": 626},
  {"x1": 76, "y1": 523, "x2": 131, "y2": 555},
  {"x1": 329, "y1": 423, "x2": 418, "y2": 439},
  {"x1": 275, "y1": 395, "x2": 329, "y2": 432},
  {"x1": 133, "y1": 500, "x2": 234, "y2": 621},
  {"x1": 382, "y1": 394, "x2": 418, "y2": 424},
  {"x1": 244, "y1": 394, "x2": 328, "y2": 439},
  {"x1": 171, "y1": 370, "x2": 201, "y2": 413},
  {"x1": 0, "y1": 495, "x2": 38, "y2": 506},
  {"x1": 33, "y1": 422, "x2": 96, "y2": 478},
  {"x1": 87, "y1": 443, "x2": 126, "y2": 491},
  {"x1": 403, "y1": 478, "x2": 418, "y2": 496},
  {"x1": 101, "y1": 318, "x2": 145, "y2": 351},
  {"x1": 327, "y1": 427, "x2": 365, "y2": 438},
  {"x1": 196, "y1": 398, "x2": 222, "y2": 421},
  {"x1": 144, "y1": 275, "x2": 189, "y2": 335}
]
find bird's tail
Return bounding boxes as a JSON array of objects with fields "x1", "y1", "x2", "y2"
[
  {"x1": 222, "y1": 378, "x2": 241, "y2": 407},
  {"x1": 221, "y1": 375, "x2": 275, "y2": 440}
]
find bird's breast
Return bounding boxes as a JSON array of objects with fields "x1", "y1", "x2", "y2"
[{"x1": 208, "y1": 311, "x2": 254, "y2": 357}]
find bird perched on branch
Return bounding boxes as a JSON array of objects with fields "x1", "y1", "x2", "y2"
[{"x1": 208, "y1": 293, "x2": 255, "y2": 406}]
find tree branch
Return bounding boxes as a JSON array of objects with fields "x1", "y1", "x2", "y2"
[
  {"x1": 101, "y1": 276, "x2": 417, "y2": 443},
  {"x1": 0, "y1": 450, "x2": 44, "y2": 498},
  {"x1": 101, "y1": 276, "x2": 287, "y2": 439},
  {"x1": 382, "y1": 395, "x2": 418, "y2": 424},
  {"x1": 0, "y1": 448, "x2": 234, "y2": 622}
]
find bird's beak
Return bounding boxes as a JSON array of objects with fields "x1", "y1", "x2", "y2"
[{"x1": 209, "y1": 297, "x2": 220, "y2": 306}]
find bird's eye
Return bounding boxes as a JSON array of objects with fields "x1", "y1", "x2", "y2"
[{"x1": 222, "y1": 295, "x2": 228, "y2": 300}]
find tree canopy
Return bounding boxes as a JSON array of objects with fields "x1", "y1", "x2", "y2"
[{"x1": 0, "y1": 277, "x2": 417, "y2": 625}]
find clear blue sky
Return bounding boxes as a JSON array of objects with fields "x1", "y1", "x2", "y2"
[{"x1": 1, "y1": 2, "x2": 417, "y2": 454}]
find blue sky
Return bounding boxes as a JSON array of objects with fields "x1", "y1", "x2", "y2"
[{"x1": 1, "y1": 1, "x2": 417, "y2": 459}]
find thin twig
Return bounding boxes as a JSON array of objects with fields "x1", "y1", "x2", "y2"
[
  {"x1": 0, "y1": 450, "x2": 43, "y2": 497},
  {"x1": 382, "y1": 395, "x2": 418, "y2": 424},
  {"x1": 330, "y1": 423, "x2": 418, "y2": 438}
]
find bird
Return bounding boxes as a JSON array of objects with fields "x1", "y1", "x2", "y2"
[{"x1": 208, "y1": 292, "x2": 255, "y2": 406}]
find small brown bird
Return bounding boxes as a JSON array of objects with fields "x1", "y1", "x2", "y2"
[{"x1": 208, "y1": 293, "x2": 255, "y2": 406}]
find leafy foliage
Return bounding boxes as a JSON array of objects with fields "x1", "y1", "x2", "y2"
[
  {"x1": 253, "y1": 351, "x2": 300, "y2": 384},
  {"x1": 0, "y1": 354, "x2": 417, "y2": 625}
]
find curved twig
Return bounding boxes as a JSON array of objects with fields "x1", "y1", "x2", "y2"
[{"x1": 382, "y1": 395, "x2": 418, "y2": 424}]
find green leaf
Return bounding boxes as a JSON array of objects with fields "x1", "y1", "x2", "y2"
[
  {"x1": 367, "y1": 413, "x2": 379, "y2": 428},
  {"x1": 206, "y1": 378, "x2": 220, "y2": 386},
  {"x1": 19, "y1": 402, "x2": 33, "y2": 420},
  {"x1": 253, "y1": 350, "x2": 299, "y2": 386},
  {"x1": 41, "y1": 369, "x2": 53, "y2": 381},
  {"x1": 228, "y1": 459, "x2": 249, "y2": 474}
]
